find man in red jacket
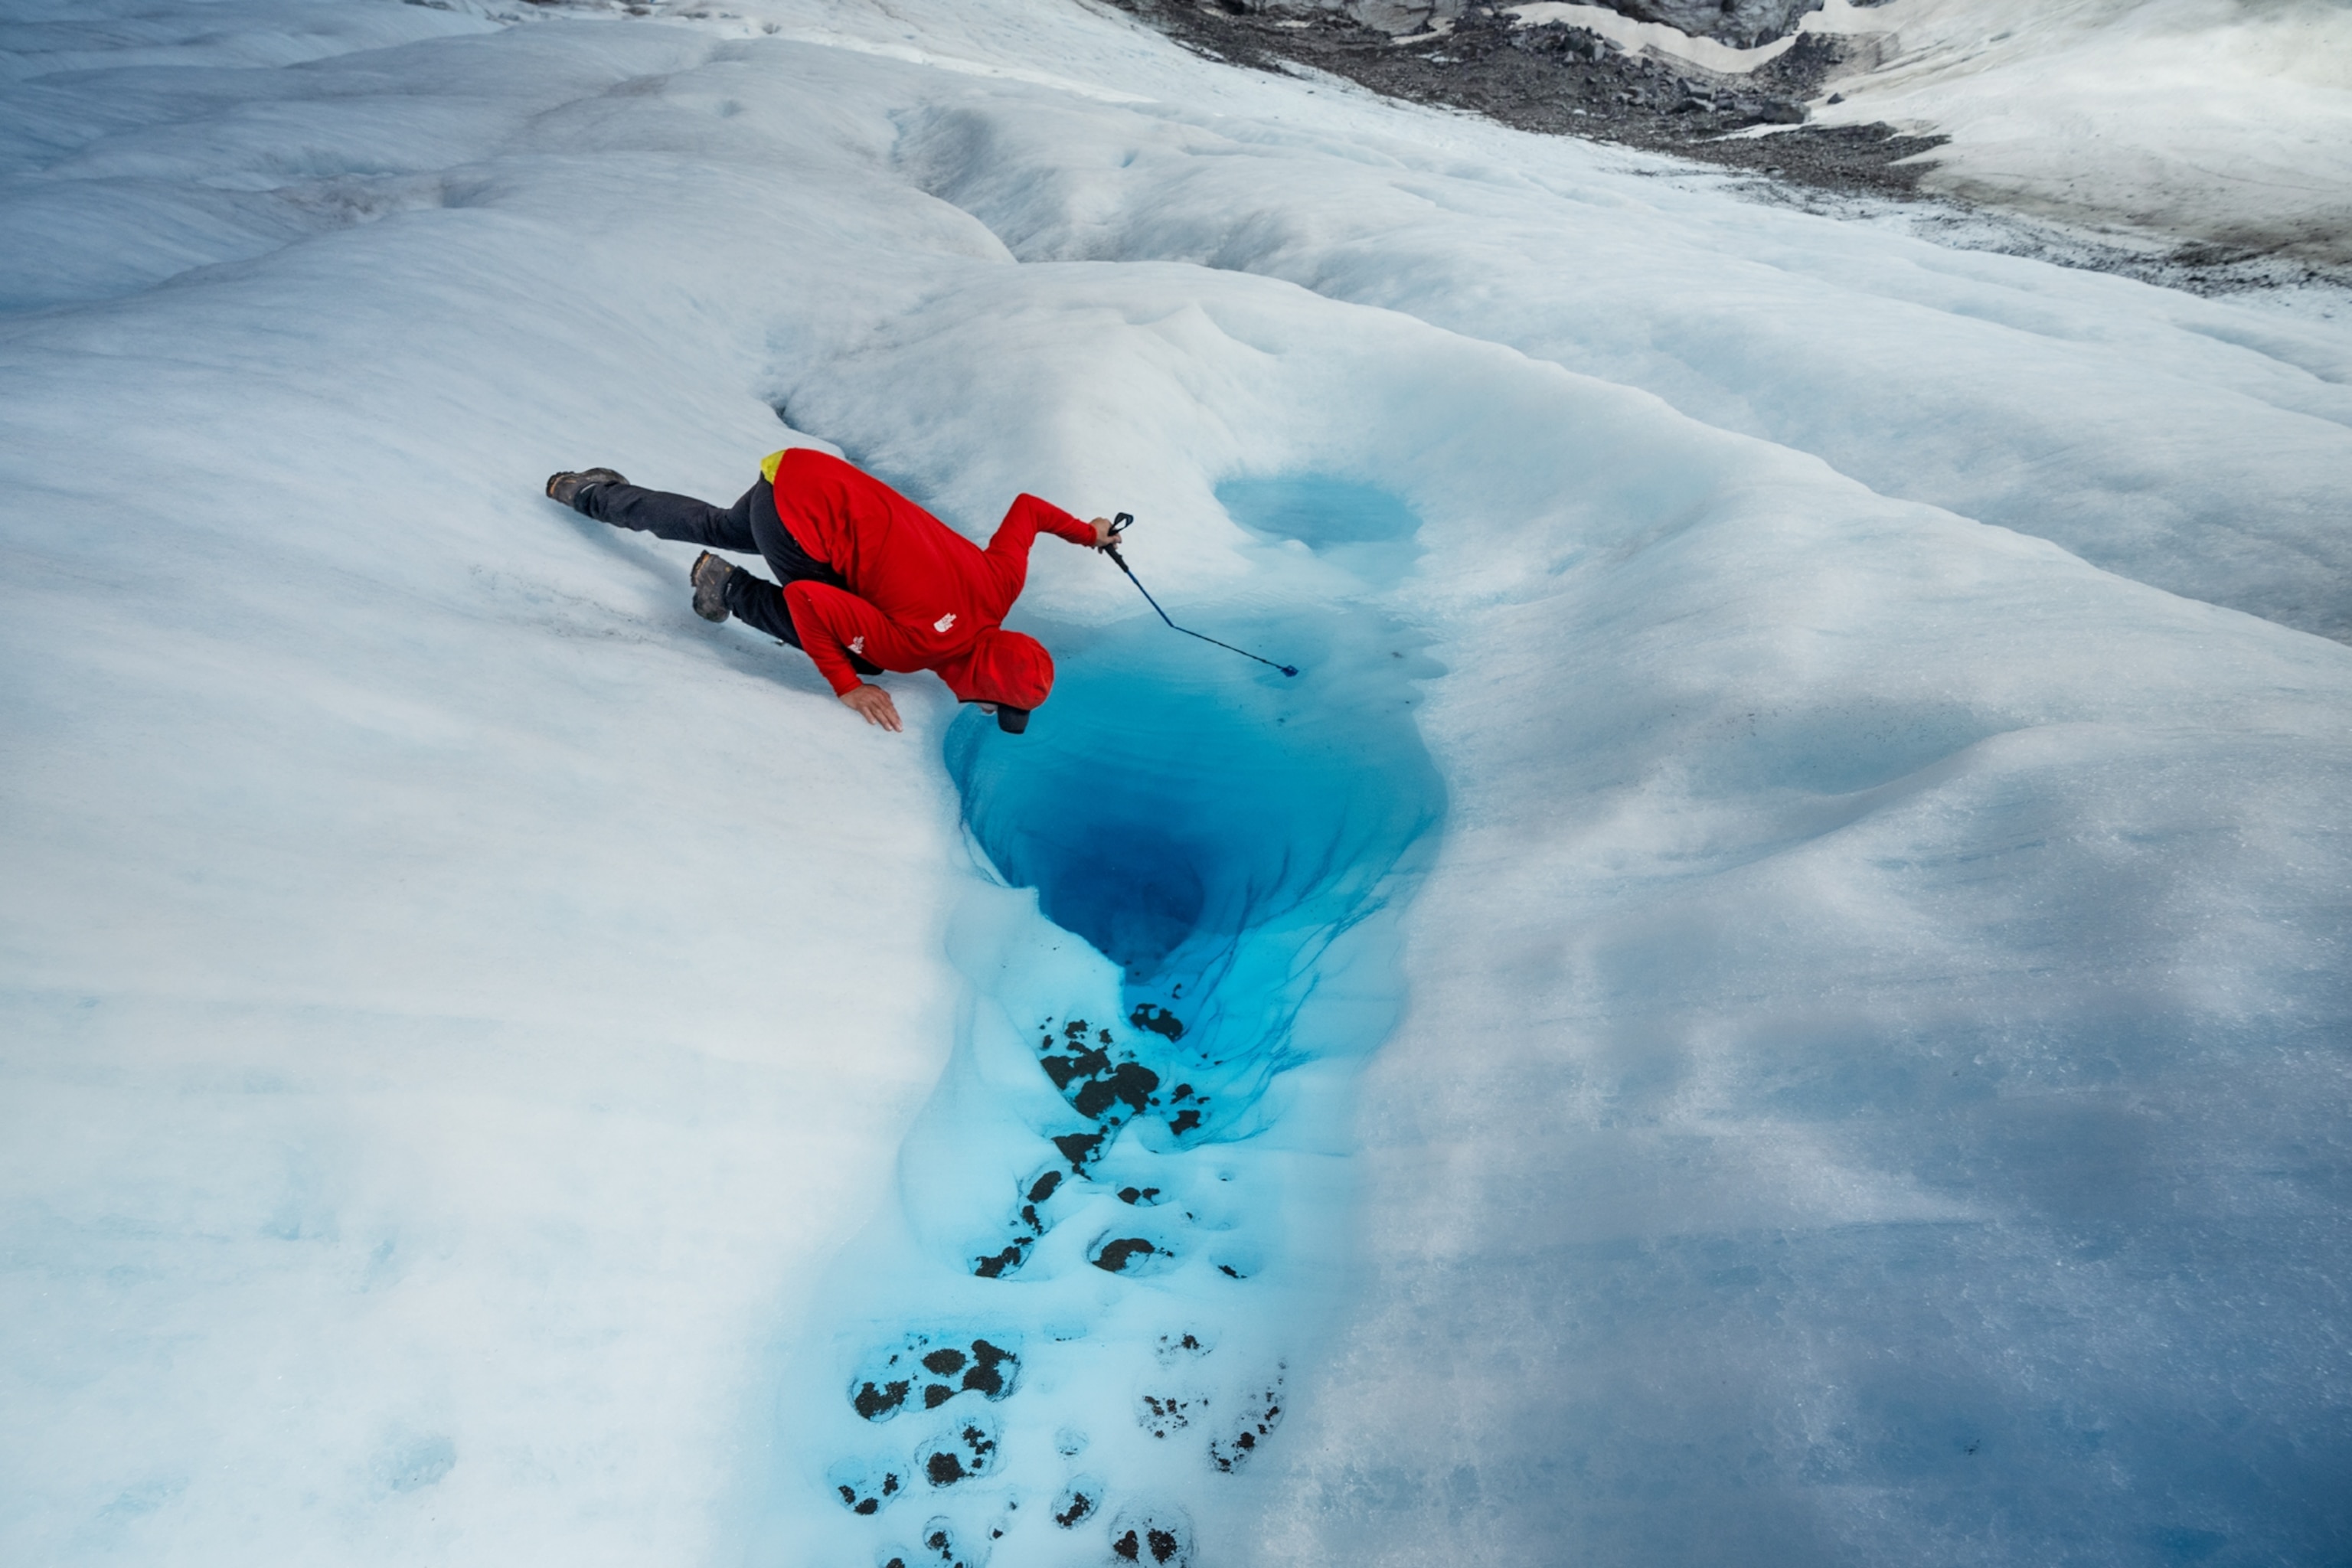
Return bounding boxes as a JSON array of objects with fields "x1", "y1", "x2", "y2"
[{"x1": 547, "y1": 449, "x2": 1114, "y2": 733}]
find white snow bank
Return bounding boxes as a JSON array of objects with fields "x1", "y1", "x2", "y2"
[
  {"x1": 1802, "y1": 0, "x2": 2352, "y2": 263},
  {"x1": 2, "y1": 2, "x2": 2349, "y2": 1566}
]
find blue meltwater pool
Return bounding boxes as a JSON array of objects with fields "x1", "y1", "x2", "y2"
[{"x1": 760, "y1": 477, "x2": 1442, "y2": 1568}]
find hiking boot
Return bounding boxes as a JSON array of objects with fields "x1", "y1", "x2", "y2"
[
  {"x1": 689, "y1": 550, "x2": 735, "y2": 622},
  {"x1": 544, "y1": 467, "x2": 627, "y2": 508}
]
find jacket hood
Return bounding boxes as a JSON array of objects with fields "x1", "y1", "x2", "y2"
[{"x1": 934, "y1": 627, "x2": 1054, "y2": 711}]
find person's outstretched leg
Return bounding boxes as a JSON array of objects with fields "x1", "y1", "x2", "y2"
[{"x1": 565, "y1": 475, "x2": 760, "y2": 554}]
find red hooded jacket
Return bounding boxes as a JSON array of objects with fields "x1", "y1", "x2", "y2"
[{"x1": 764, "y1": 448, "x2": 1096, "y2": 709}]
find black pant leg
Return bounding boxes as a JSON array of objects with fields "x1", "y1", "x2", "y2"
[
  {"x1": 573, "y1": 480, "x2": 760, "y2": 553},
  {"x1": 723, "y1": 570, "x2": 802, "y2": 646}
]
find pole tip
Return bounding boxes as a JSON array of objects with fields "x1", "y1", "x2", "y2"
[{"x1": 1280, "y1": 666, "x2": 1300, "y2": 678}]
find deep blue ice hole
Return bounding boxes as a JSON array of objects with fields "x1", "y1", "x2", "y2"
[{"x1": 947, "y1": 475, "x2": 1443, "y2": 1117}]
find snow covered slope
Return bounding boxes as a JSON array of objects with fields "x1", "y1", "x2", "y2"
[
  {"x1": 2, "y1": 2, "x2": 2347, "y2": 1566},
  {"x1": 1802, "y1": 0, "x2": 2352, "y2": 265}
]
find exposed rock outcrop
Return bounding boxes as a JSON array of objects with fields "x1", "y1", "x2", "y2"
[
  {"x1": 1602, "y1": 1, "x2": 1826, "y2": 49},
  {"x1": 1109, "y1": 2, "x2": 1945, "y2": 199},
  {"x1": 1231, "y1": 0, "x2": 1465, "y2": 36},
  {"x1": 1234, "y1": 0, "x2": 1826, "y2": 47}
]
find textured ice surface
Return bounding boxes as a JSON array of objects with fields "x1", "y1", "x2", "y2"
[{"x1": 2, "y1": 3, "x2": 2348, "y2": 1566}]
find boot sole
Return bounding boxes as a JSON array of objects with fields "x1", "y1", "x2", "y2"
[
  {"x1": 545, "y1": 469, "x2": 628, "y2": 501},
  {"x1": 691, "y1": 551, "x2": 732, "y2": 622}
]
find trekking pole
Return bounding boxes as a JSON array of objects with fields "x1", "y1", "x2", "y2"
[{"x1": 1102, "y1": 512, "x2": 1298, "y2": 678}]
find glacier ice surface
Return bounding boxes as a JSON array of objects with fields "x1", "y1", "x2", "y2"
[{"x1": 2, "y1": 2, "x2": 2348, "y2": 1566}]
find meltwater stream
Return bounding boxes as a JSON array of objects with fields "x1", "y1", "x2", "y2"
[{"x1": 763, "y1": 480, "x2": 1441, "y2": 1568}]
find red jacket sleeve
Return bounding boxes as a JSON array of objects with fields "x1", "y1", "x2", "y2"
[
  {"x1": 783, "y1": 581, "x2": 942, "y2": 696},
  {"x1": 979, "y1": 494, "x2": 1095, "y2": 617}
]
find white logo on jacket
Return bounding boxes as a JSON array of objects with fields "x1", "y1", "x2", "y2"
[
  {"x1": 933, "y1": 612, "x2": 957, "y2": 633},
  {"x1": 848, "y1": 635, "x2": 865, "y2": 655}
]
